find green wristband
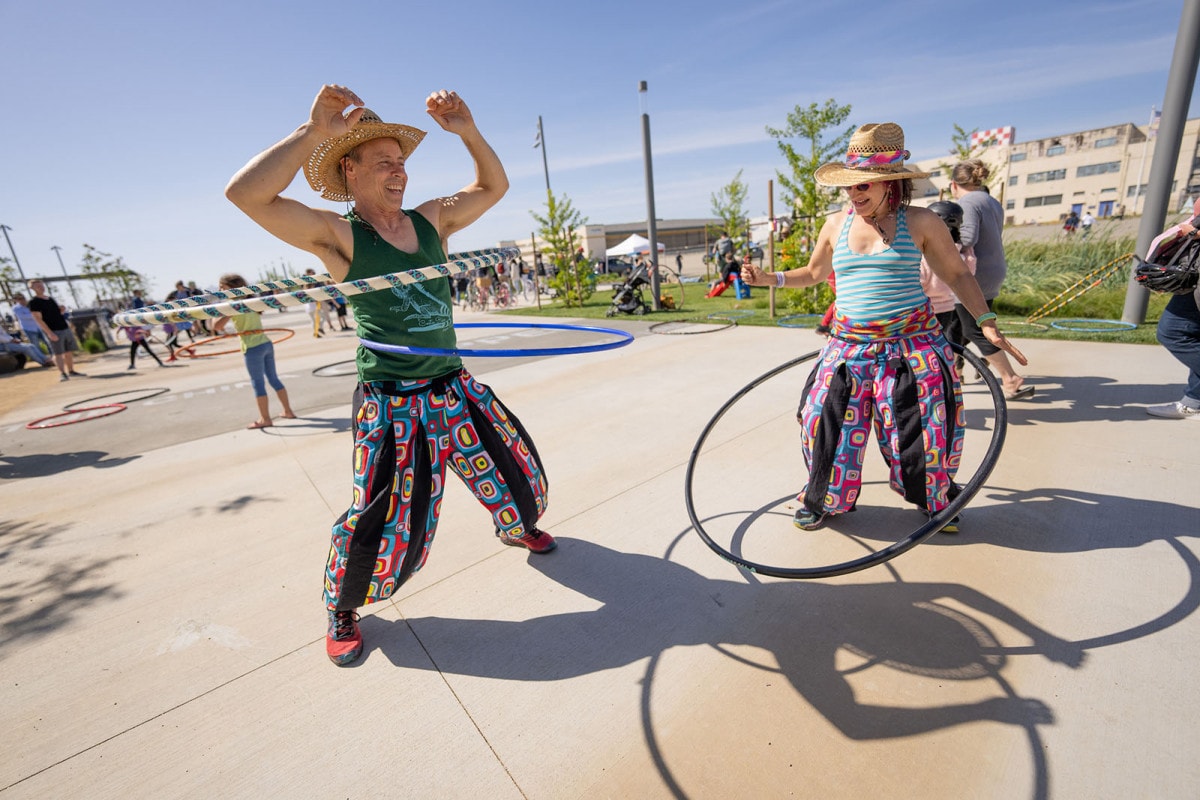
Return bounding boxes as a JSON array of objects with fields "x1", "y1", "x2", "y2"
[{"x1": 975, "y1": 311, "x2": 998, "y2": 326}]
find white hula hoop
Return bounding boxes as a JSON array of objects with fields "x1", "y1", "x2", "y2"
[{"x1": 111, "y1": 247, "x2": 516, "y2": 326}]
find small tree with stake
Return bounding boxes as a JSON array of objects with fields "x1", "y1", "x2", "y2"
[{"x1": 532, "y1": 192, "x2": 592, "y2": 308}]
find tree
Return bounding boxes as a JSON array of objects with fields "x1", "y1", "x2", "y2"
[
  {"x1": 766, "y1": 99, "x2": 855, "y2": 258},
  {"x1": 531, "y1": 192, "x2": 593, "y2": 307},
  {"x1": 78, "y1": 244, "x2": 145, "y2": 306},
  {"x1": 709, "y1": 170, "x2": 750, "y2": 251}
]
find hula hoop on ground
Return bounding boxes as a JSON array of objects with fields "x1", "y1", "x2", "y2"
[
  {"x1": 648, "y1": 319, "x2": 737, "y2": 335},
  {"x1": 708, "y1": 310, "x2": 754, "y2": 320},
  {"x1": 63, "y1": 387, "x2": 169, "y2": 412},
  {"x1": 1048, "y1": 318, "x2": 1138, "y2": 333},
  {"x1": 685, "y1": 343, "x2": 1008, "y2": 579},
  {"x1": 312, "y1": 359, "x2": 359, "y2": 377},
  {"x1": 111, "y1": 248, "x2": 516, "y2": 326},
  {"x1": 776, "y1": 314, "x2": 822, "y2": 328},
  {"x1": 175, "y1": 328, "x2": 296, "y2": 358},
  {"x1": 360, "y1": 322, "x2": 634, "y2": 358},
  {"x1": 27, "y1": 404, "x2": 126, "y2": 429}
]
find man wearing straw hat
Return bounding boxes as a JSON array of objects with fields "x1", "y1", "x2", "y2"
[
  {"x1": 741, "y1": 122, "x2": 1027, "y2": 534},
  {"x1": 226, "y1": 85, "x2": 554, "y2": 667}
]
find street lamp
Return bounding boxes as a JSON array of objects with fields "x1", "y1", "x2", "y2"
[
  {"x1": 639, "y1": 80, "x2": 661, "y2": 310},
  {"x1": 0, "y1": 224, "x2": 29, "y2": 285},
  {"x1": 50, "y1": 245, "x2": 82, "y2": 307}
]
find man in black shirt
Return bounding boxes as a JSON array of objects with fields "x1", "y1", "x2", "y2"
[{"x1": 28, "y1": 279, "x2": 84, "y2": 381}]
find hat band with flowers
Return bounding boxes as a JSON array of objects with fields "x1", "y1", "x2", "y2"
[
  {"x1": 304, "y1": 109, "x2": 427, "y2": 202},
  {"x1": 814, "y1": 122, "x2": 930, "y2": 187}
]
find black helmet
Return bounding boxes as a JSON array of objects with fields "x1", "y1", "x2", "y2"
[
  {"x1": 1134, "y1": 230, "x2": 1200, "y2": 294},
  {"x1": 928, "y1": 201, "x2": 964, "y2": 242}
]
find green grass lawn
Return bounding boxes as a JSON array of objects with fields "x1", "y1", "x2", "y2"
[{"x1": 504, "y1": 280, "x2": 1166, "y2": 346}]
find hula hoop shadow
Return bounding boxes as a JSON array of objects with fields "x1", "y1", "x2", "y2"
[
  {"x1": 777, "y1": 314, "x2": 821, "y2": 328},
  {"x1": 360, "y1": 322, "x2": 633, "y2": 358},
  {"x1": 27, "y1": 404, "x2": 126, "y2": 429},
  {"x1": 685, "y1": 344, "x2": 1008, "y2": 579}
]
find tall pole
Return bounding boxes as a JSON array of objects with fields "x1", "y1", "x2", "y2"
[
  {"x1": 639, "y1": 81, "x2": 661, "y2": 310},
  {"x1": 50, "y1": 245, "x2": 81, "y2": 308},
  {"x1": 767, "y1": 179, "x2": 777, "y2": 319},
  {"x1": 0, "y1": 224, "x2": 29, "y2": 285},
  {"x1": 1122, "y1": 0, "x2": 1200, "y2": 324},
  {"x1": 1132, "y1": 106, "x2": 1155, "y2": 215},
  {"x1": 536, "y1": 116, "x2": 552, "y2": 201}
]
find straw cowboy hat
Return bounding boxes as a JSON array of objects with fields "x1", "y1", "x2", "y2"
[
  {"x1": 304, "y1": 109, "x2": 427, "y2": 202},
  {"x1": 814, "y1": 123, "x2": 930, "y2": 187}
]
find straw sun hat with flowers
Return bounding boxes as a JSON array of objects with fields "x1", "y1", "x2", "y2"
[
  {"x1": 814, "y1": 122, "x2": 930, "y2": 187},
  {"x1": 303, "y1": 109, "x2": 427, "y2": 202}
]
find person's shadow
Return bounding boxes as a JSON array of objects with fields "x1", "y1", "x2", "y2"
[
  {"x1": 0, "y1": 450, "x2": 140, "y2": 480},
  {"x1": 368, "y1": 538, "x2": 1081, "y2": 780}
]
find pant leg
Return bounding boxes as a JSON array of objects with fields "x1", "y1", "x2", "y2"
[
  {"x1": 324, "y1": 384, "x2": 448, "y2": 610},
  {"x1": 1156, "y1": 293, "x2": 1200, "y2": 404},
  {"x1": 799, "y1": 340, "x2": 874, "y2": 515},
  {"x1": 872, "y1": 334, "x2": 965, "y2": 512},
  {"x1": 448, "y1": 371, "x2": 549, "y2": 537}
]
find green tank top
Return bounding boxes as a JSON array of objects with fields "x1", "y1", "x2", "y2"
[{"x1": 346, "y1": 210, "x2": 461, "y2": 381}]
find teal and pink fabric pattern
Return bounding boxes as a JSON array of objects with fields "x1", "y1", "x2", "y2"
[{"x1": 797, "y1": 305, "x2": 964, "y2": 517}]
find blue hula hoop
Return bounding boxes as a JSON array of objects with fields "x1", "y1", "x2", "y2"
[
  {"x1": 776, "y1": 314, "x2": 821, "y2": 328},
  {"x1": 1048, "y1": 318, "x2": 1138, "y2": 333},
  {"x1": 359, "y1": 322, "x2": 634, "y2": 357}
]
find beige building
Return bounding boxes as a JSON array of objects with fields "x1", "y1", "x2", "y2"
[{"x1": 912, "y1": 117, "x2": 1200, "y2": 225}]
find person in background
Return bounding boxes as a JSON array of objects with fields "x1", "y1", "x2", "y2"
[
  {"x1": 11, "y1": 293, "x2": 51, "y2": 356},
  {"x1": 212, "y1": 273, "x2": 297, "y2": 429},
  {"x1": 28, "y1": 279, "x2": 84, "y2": 381},
  {"x1": 0, "y1": 326, "x2": 54, "y2": 368},
  {"x1": 1144, "y1": 197, "x2": 1200, "y2": 420}
]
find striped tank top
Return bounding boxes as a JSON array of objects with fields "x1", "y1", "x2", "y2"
[{"x1": 832, "y1": 206, "x2": 926, "y2": 319}]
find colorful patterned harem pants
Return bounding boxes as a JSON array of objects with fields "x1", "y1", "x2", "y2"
[
  {"x1": 325, "y1": 369, "x2": 548, "y2": 610},
  {"x1": 798, "y1": 306, "x2": 964, "y2": 516}
]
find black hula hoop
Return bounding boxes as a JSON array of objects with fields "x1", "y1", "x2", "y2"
[
  {"x1": 1048, "y1": 318, "x2": 1138, "y2": 333},
  {"x1": 63, "y1": 387, "x2": 169, "y2": 412},
  {"x1": 27, "y1": 404, "x2": 127, "y2": 430},
  {"x1": 312, "y1": 359, "x2": 358, "y2": 377},
  {"x1": 685, "y1": 343, "x2": 1008, "y2": 579},
  {"x1": 648, "y1": 319, "x2": 737, "y2": 335}
]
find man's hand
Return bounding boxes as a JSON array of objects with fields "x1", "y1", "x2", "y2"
[
  {"x1": 982, "y1": 323, "x2": 1028, "y2": 366},
  {"x1": 310, "y1": 84, "x2": 365, "y2": 138},
  {"x1": 426, "y1": 90, "x2": 476, "y2": 136}
]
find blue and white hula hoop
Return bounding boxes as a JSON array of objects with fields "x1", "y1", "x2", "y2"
[
  {"x1": 111, "y1": 248, "x2": 517, "y2": 327},
  {"x1": 359, "y1": 322, "x2": 634, "y2": 358}
]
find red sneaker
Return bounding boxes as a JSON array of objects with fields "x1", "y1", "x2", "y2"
[
  {"x1": 326, "y1": 609, "x2": 363, "y2": 666},
  {"x1": 500, "y1": 528, "x2": 557, "y2": 554}
]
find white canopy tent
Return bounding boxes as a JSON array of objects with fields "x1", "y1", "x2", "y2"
[{"x1": 604, "y1": 234, "x2": 665, "y2": 257}]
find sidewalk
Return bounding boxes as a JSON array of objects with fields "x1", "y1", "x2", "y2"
[{"x1": 1, "y1": 312, "x2": 1197, "y2": 799}]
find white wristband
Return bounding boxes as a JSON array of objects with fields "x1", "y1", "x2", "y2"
[{"x1": 776, "y1": 271, "x2": 786, "y2": 288}]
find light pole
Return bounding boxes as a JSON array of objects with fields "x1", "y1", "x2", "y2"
[
  {"x1": 0, "y1": 224, "x2": 29, "y2": 286},
  {"x1": 639, "y1": 81, "x2": 661, "y2": 310},
  {"x1": 50, "y1": 246, "x2": 81, "y2": 307}
]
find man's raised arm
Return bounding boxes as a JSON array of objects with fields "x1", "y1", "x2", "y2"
[{"x1": 225, "y1": 85, "x2": 363, "y2": 262}]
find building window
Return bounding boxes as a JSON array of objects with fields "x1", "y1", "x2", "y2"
[
  {"x1": 1024, "y1": 195, "x2": 1063, "y2": 208},
  {"x1": 1005, "y1": 199, "x2": 1015, "y2": 210},
  {"x1": 1027, "y1": 169, "x2": 1067, "y2": 183},
  {"x1": 1009, "y1": 152, "x2": 1027, "y2": 162},
  {"x1": 1009, "y1": 176, "x2": 1019, "y2": 186},
  {"x1": 1046, "y1": 144, "x2": 1066, "y2": 156},
  {"x1": 1094, "y1": 136, "x2": 1118, "y2": 148},
  {"x1": 1077, "y1": 161, "x2": 1121, "y2": 177}
]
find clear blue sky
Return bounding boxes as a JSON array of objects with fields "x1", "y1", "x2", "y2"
[{"x1": 2, "y1": 0, "x2": 1198, "y2": 301}]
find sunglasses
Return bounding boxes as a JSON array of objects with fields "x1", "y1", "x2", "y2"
[{"x1": 845, "y1": 182, "x2": 874, "y2": 192}]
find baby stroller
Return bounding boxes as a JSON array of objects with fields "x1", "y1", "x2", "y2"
[{"x1": 606, "y1": 262, "x2": 650, "y2": 316}]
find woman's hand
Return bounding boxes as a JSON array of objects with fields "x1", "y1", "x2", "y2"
[{"x1": 982, "y1": 323, "x2": 1028, "y2": 366}]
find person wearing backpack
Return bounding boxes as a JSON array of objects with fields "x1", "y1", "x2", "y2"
[{"x1": 1143, "y1": 197, "x2": 1200, "y2": 419}]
